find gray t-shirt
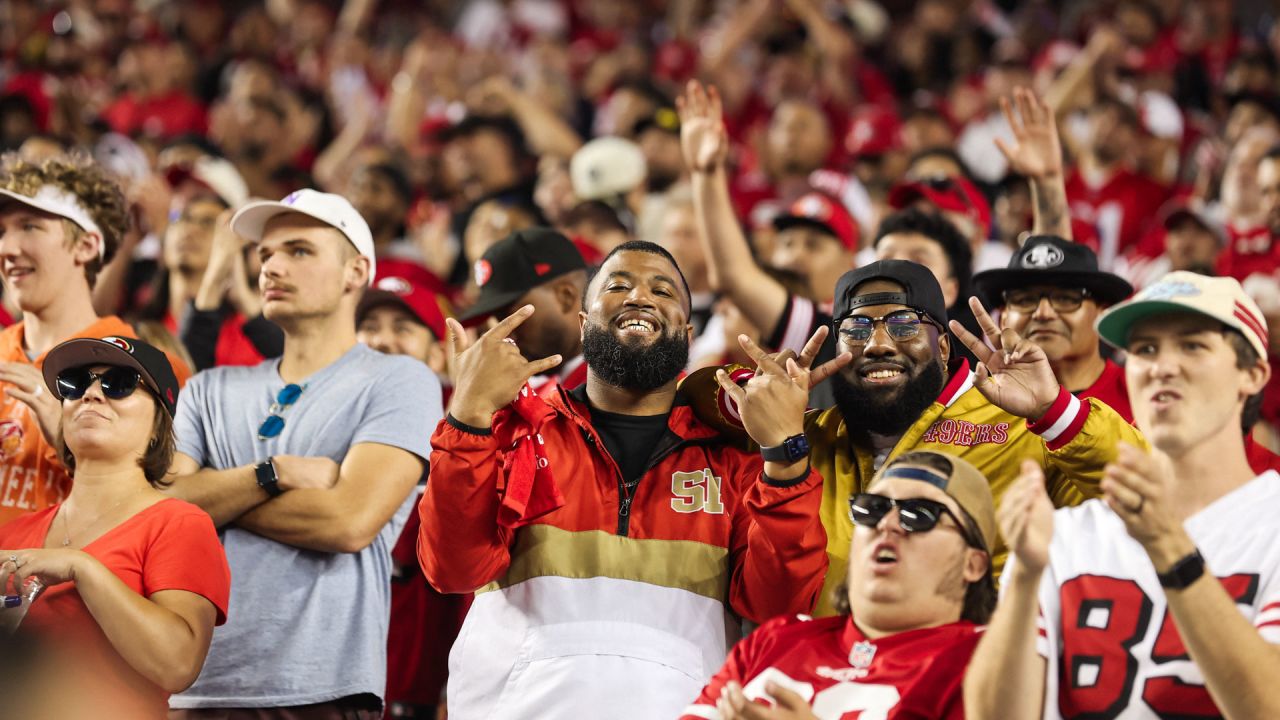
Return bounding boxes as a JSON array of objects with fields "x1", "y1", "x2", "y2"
[{"x1": 169, "y1": 344, "x2": 440, "y2": 708}]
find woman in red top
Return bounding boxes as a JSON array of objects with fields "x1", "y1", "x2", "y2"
[{"x1": 0, "y1": 336, "x2": 230, "y2": 720}]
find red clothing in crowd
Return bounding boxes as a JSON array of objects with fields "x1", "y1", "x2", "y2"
[
  {"x1": 101, "y1": 90, "x2": 208, "y2": 139},
  {"x1": 1216, "y1": 225, "x2": 1280, "y2": 282},
  {"x1": 680, "y1": 614, "x2": 980, "y2": 720},
  {"x1": 0, "y1": 499, "x2": 230, "y2": 720},
  {"x1": 386, "y1": 493, "x2": 471, "y2": 711},
  {"x1": 1077, "y1": 359, "x2": 1134, "y2": 424},
  {"x1": 1065, "y1": 168, "x2": 1167, "y2": 268},
  {"x1": 162, "y1": 311, "x2": 265, "y2": 368}
]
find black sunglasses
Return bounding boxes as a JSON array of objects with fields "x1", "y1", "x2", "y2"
[
  {"x1": 258, "y1": 383, "x2": 305, "y2": 440},
  {"x1": 56, "y1": 366, "x2": 144, "y2": 401},
  {"x1": 848, "y1": 493, "x2": 971, "y2": 541}
]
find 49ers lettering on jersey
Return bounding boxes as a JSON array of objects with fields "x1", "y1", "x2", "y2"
[
  {"x1": 681, "y1": 614, "x2": 979, "y2": 720},
  {"x1": 1015, "y1": 470, "x2": 1280, "y2": 719}
]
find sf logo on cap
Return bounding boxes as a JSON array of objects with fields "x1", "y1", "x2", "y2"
[
  {"x1": 377, "y1": 277, "x2": 413, "y2": 296},
  {"x1": 474, "y1": 259, "x2": 493, "y2": 287},
  {"x1": 1021, "y1": 244, "x2": 1064, "y2": 269},
  {"x1": 102, "y1": 336, "x2": 134, "y2": 353}
]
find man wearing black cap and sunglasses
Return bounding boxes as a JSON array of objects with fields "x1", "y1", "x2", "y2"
[
  {"x1": 460, "y1": 227, "x2": 590, "y2": 394},
  {"x1": 973, "y1": 234, "x2": 1136, "y2": 421},
  {"x1": 706, "y1": 259, "x2": 1145, "y2": 617}
]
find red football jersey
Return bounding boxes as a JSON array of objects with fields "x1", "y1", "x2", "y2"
[
  {"x1": 1216, "y1": 224, "x2": 1280, "y2": 282},
  {"x1": 1065, "y1": 168, "x2": 1168, "y2": 269},
  {"x1": 681, "y1": 614, "x2": 981, "y2": 720}
]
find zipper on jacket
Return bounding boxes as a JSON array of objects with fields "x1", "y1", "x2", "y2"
[{"x1": 584, "y1": 431, "x2": 635, "y2": 537}]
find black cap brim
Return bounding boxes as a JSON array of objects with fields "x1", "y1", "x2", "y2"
[
  {"x1": 773, "y1": 215, "x2": 839, "y2": 240},
  {"x1": 42, "y1": 338, "x2": 179, "y2": 416},
  {"x1": 457, "y1": 288, "x2": 527, "y2": 323},
  {"x1": 971, "y1": 269, "x2": 1134, "y2": 308}
]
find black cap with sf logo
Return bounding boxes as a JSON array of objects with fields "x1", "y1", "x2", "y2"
[
  {"x1": 42, "y1": 336, "x2": 181, "y2": 417},
  {"x1": 460, "y1": 227, "x2": 588, "y2": 322}
]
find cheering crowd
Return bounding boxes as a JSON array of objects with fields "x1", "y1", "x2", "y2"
[{"x1": 3, "y1": 0, "x2": 1280, "y2": 718}]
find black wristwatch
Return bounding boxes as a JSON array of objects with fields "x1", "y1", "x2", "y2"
[
  {"x1": 255, "y1": 458, "x2": 284, "y2": 498},
  {"x1": 760, "y1": 433, "x2": 811, "y2": 463},
  {"x1": 1158, "y1": 548, "x2": 1206, "y2": 590}
]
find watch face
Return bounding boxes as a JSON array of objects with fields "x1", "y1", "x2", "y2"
[{"x1": 785, "y1": 435, "x2": 810, "y2": 460}]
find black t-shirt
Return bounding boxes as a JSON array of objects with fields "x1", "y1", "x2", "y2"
[{"x1": 588, "y1": 405, "x2": 672, "y2": 487}]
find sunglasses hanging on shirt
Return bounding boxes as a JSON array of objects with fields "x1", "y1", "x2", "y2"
[{"x1": 258, "y1": 383, "x2": 306, "y2": 440}]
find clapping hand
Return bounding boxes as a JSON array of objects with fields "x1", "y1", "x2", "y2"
[{"x1": 999, "y1": 460, "x2": 1055, "y2": 577}]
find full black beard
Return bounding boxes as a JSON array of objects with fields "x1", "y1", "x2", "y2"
[
  {"x1": 831, "y1": 359, "x2": 946, "y2": 436},
  {"x1": 582, "y1": 322, "x2": 688, "y2": 392}
]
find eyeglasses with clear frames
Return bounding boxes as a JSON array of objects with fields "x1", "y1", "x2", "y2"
[{"x1": 834, "y1": 309, "x2": 940, "y2": 344}]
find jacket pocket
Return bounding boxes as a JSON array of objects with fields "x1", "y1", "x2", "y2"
[{"x1": 491, "y1": 620, "x2": 707, "y2": 719}]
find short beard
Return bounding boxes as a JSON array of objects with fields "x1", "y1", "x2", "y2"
[
  {"x1": 582, "y1": 322, "x2": 688, "y2": 392},
  {"x1": 831, "y1": 359, "x2": 946, "y2": 437}
]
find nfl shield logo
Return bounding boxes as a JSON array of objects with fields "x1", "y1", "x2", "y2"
[{"x1": 849, "y1": 641, "x2": 877, "y2": 669}]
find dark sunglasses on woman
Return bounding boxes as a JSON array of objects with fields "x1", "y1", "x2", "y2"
[{"x1": 56, "y1": 366, "x2": 144, "y2": 401}]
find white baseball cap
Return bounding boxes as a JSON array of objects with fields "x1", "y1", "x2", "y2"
[
  {"x1": 1097, "y1": 271, "x2": 1269, "y2": 360},
  {"x1": 570, "y1": 136, "x2": 646, "y2": 201},
  {"x1": 0, "y1": 184, "x2": 105, "y2": 260},
  {"x1": 231, "y1": 189, "x2": 377, "y2": 284}
]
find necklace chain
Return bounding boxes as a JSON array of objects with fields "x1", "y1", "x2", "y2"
[{"x1": 61, "y1": 489, "x2": 145, "y2": 548}]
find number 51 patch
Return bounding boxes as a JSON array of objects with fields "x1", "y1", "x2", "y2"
[{"x1": 670, "y1": 469, "x2": 724, "y2": 514}]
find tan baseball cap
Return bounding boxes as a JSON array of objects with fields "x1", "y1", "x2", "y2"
[
  {"x1": 1097, "y1": 271, "x2": 1269, "y2": 360},
  {"x1": 871, "y1": 451, "x2": 996, "y2": 552}
]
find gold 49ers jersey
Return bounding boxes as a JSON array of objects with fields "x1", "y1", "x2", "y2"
[
  {"x1": 1010, "y1": 471, "x2": 1280, "y2": 719},
  {"x1": 680, "y1": 614, "x2": 981, "y2": 720}
]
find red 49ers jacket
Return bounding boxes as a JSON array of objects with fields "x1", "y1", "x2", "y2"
[{"x1": 418, "y1": 383, "x2": 827, "y2": 720}]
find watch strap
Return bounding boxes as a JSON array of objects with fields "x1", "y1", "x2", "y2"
[
  {"x1": 1158, "y1": 548, "x2": 1205, "y2": 590},
  {"x1": 255, "y1": 458, "x2": 283, "y2": 498}
]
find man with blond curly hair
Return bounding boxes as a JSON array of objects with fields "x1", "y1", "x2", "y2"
[{"x1": 0, "y1": 151, "x2": 190, "y2": 525}]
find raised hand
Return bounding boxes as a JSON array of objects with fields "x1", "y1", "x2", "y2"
[
  {"x1": 714, "y1": 329, "x2": 850, "y2": 450},
  {"x1": 447, "y1": 306, "x2": 563, "y2": 428},
  {"x1": 995, "y1": 87, "x2": 1064, "y2": 180},
  {"x1": 1000, "y1": 460, "x2": 1055, "y2": 576},
  {"x1": 677, "y1": 80, "x2": 730, "y2": 174},
  {"x1": 949, "y1": 297, "x2": 1060, "y2": 420}
]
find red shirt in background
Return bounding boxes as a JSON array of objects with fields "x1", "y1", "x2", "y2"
[
  {"x1": 1216, "y1": 225, "x2": 1280, "y2": 282},
  {"x1": 1078, "y1": 358, "x2": 1134, "y2": 424},
  {"x1": 386, "y1": 493, "x2": 471, "y2": 710},
  {"x1": 1065, "y1": 168, "x2": 1168, "y2": 268},
  {"x1": 101, "y1": 90, "x2": 208, "y2": 139},
  {"x1": 0, "y1": 498, "x2": 230, "y2": 720},
  {"x1": 163, "y1": 311, "x2": 266, "y2": 369}
]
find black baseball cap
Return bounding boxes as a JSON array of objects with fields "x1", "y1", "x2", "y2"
[
  {"x1": 834, "y1": 260, "x2": 949, "y2": 328},
  {"x1": 42, "y1": 336, "x2": 180, "y2": 417},
  {"x1": 460, "y1": 227, "x2": 588, "y2": 321},
  {"x1": 971, "y1": 235, "x2": 1133, "y2": 308}
]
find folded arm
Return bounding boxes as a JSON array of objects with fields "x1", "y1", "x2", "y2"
[{"x1": 234, "y1": 442, "x2": 424, "y2": 553}]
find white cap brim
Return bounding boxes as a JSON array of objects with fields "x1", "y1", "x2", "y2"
[{"x1": 0, "y1": 186, "x2": 105, "y2": 260}]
